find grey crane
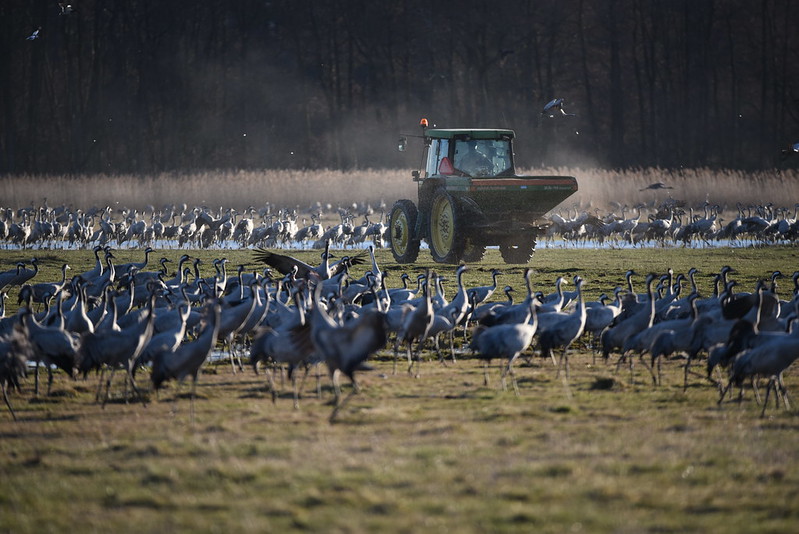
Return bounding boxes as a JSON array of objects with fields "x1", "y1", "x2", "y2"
[
  {"x1": 133, "y1": 301, "x2": 191, "y2": 376},
  {"x1": 8, "y1": 258, "x2": 39, "y2": 288},
  {"x1": 479, "y1": 268, "x2": 534, "y2": 327},
  {"x1": 601, "y1": 273, "x2": 657, "y2": 362},
  {"x1": 117, "y1": 256, "x2": 170, "y2": 291},
  {"x1": 76, "y1": 246, "x2": 107, "y2": 281},
  {"x1": 535, "y1": 277, "x2": 568, "y2": 314},
  {"x1": 427, "y1": 307, "x2": 460, "y2": 363},
  {"x1": 467, "y1": 268, "x2": 502, "y2": 307},
  {"x1": 162, "y1": 254, "x2": 193, "y2": 289},
  {"x1": 647, "y1": 314, "x2": 713, "y2": 388},
  {"x1": 115, "y1": 246, "x2": 154, "y2": 278},
  {"x1": 63, "y1": 279, "x2": 95, "y2": 336},
  {"x1": 721, "y1": 331, "x2": 799, "y2": 416},
  {"x1": 85, "y1": 251, "x2": 116, "y2": 299},
  {"x1": 382, "y1": 273, "x2": 419, "y2": 304},
  {"x1": 584, "y1": 288, "x2": 623, "y2": 344},
  {"x1": 249, "y1": 292, "x2": 315, "y2": 407},
  {"x1": 470, "y1": 296, "x2": 538, "y2": 395},
  {"x1": 253, "y1": 239, "x2": 366, "y2": 280},
  {"x1": 0, "y1": 321, "x2": 33, "y2": 421},
  {"x1": 151, "y1": 300, "x2": 222, "y2": 420},
  {"x1": 216, "y1": 280, "x2": 260, "y2": 373},
  {"x1": 435, "y1": 264, "x2": 469, "y2": 343},
  {"x1": 639, "y1": 182, "x2": 673, "y2": 192},
  {"x1": 29, "y1": 263, "x2": 70, "y2": 305},
  {"x1": 622, "y1": 294, "x2": 700, "y2": 359},
  {"x1": 308, "y1": 283, "x2": 388, "y2": 422},
  {"x1": 536, "y1": 277, "x2": 587, "y2": 379},
  {"x1": 22, "y1": 305, "x2": 79, "y2": 396},
  {"x1": 395, "y1": 270, "x2": 435, "y2": 377},
  {"x1": 77, "y1": 292, "x2": 157, "y2": 406},
  {"x1": 471, "y1": 285, "x2": 515, "y2": 324},
  {"x1": 541, "y1": 98, "x2": 575, "y2": 117},
  {"x1": 0, "y1": 263, "x2": 25, "y2": 292}
]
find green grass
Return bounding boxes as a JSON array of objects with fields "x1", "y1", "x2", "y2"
[{"x1": 1, "y1": 246, "x2": 799, "y2": 533}]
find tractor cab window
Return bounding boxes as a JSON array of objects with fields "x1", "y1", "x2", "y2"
[
  {"x1": 425, "y1": 139, "x2": 450, "y2": 177},
  {"x1": 454, "y1": 139, "x2": 512, "y2": 177}
]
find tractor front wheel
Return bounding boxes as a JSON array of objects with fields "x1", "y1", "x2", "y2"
[
  {"x1": 389, "y1": 199, "x2": 421, "y2": 263},
  {"x1": 428, "y1": 189, "x2": 465, "y2": 264}
]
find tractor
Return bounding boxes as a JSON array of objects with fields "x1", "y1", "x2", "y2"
[{"x1": 389, "y1": 119, "x2": 578, "y2": 264}]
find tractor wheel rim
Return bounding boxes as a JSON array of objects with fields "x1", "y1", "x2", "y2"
[
  {"x1": 392, "y1": 210, "x2": 409, "y2": 254},
  {"x1": 431, "y1": 196, "x2": 453, "y2": 255}
]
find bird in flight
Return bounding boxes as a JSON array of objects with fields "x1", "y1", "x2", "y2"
[
  {"x1": 541, "y1": 98, "x2": 575, "y2": 117},
  {"x1": 26, "y1": 27, "x2": 41, "y2": 40},
  {"x1": 58, "y1": 2, "x2": 75, "y2": 15},
  {"x1": 59, "y1": 3, "x2": 76, "y2": 16},
  {"x1": 639, "y1": 182, "x2": 673, "y2": 192},
  {"x1": 780, "y1": 141, "x2": 799, "y2": 161},
  {"x1": 252, "y1": 242, "x2": 367, "y2": 280}
]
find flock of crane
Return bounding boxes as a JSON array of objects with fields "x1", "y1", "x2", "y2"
[
  {"x1": 0, "y1": 202, "x2": 389, "y2": 250},
  {"x1": 545, "y1": 200, "x2": 799, "y2": 247},
  {"x1": 1, "y1": 241, "x2": 798, "y2": 422},
  {"x1": 2, "y1": 198, "x2": 799, "y2": 251}
]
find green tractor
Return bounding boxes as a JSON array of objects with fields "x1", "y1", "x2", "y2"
[{"x1": 389, "y1": 119, "x2": 578, "y2": 264}]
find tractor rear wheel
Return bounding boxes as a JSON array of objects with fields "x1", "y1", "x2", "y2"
[
  {"x1": 499, "y1": 235, "x2": 537, "y2": 264},
  {"x1": 389, "y1": 199, "x2": 421, "y2": 263},
  {"x1": 428, "y1": 189, "x2": 466, "y2": 264},
  {"x1": 461, "y1": 235, "x2": 486, "y2": 262}
]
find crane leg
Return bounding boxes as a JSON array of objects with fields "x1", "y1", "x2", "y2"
[
  {"x1": 291, "y1": 373, "x2": 300, "y2": 410},
  {"x1": 760, "y1": 381, "x2": 773, "y2": 418},
  {"x1": 94, "y1": 367, "x2": 106, "y2": 403},
  {"x1": 503, "y1": 356, "x2": 520, "y2": 396},
  {"x1": 392, "y1": 339, "x2": 400, "y2": 375},
  {"x1": 641, "y1": 355, "x2": 656, "y2": 386},
  {"x1": 126, "y1": 367, "x2": 148, "y2": 407},
  {"x1": 2, "y1": 384, "x2": 17, "y2": 421},
  {"x1": 47, "y1": 366, "x2": 55, "y2": 396},
  {"x1": 102, "y1": 368, "x2": 117, "y2": 408},
  {"x1": 265, "y1": 367, "x2": 278, "y2": 404},
  {"x1": 190, "y1": 376, "x2": 198, "y2": 424}
]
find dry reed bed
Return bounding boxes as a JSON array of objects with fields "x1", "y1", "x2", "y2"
[{"x1": 2, "y1": 168, "x2": 797, "y2": 213}]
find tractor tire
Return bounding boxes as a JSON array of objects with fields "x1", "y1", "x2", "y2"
[
  {"x1": 461, "y1": 235, "x2": 486, "y2": 263},
  {"x1": 499, "y1": 235, "x2": 537, "y2": 264},
  {"x1": 428, "y1": 188, "x2": 466, "y2": 264},
  {"x1": 389, "y1": 199, "x2": 421, "y2": 263}
]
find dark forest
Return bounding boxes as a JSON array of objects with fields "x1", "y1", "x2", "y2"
[{"x1": 1, "y1": 0, "x2": 797, "y2": 174}]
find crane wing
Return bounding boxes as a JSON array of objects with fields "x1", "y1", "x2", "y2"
[
  {"x1": 328, "y1": 250, "x2": 369, "y2": 277},
  {"x1": 253, "y1": 249, "x2": 313, "y2": 277}
]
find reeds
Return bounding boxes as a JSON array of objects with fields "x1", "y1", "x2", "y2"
[{"x1": 1, "y1": 167, "x2": 797, "y2": 212}]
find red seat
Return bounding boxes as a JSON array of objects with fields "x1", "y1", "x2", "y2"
[{"x1": 439, "y1": 157, "x2": 454, "y2": 175}]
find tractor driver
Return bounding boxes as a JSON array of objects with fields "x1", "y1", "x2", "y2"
[{"x1": 457, "y1": 142, "x2": 494, "y2": 177}]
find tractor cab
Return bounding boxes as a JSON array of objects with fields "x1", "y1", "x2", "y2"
[{"x1": 422, "y1": 129, "x2": 515, "y2": 178}]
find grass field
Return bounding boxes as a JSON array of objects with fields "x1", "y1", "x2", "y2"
[{"x1": 1, "y1": 246, "x2": 799, "y2": 533}]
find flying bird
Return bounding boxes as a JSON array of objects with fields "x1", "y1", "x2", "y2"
[
  {"x1": 253, "y1": 240, "x2": 366, "y2": 279},
  {"x1": 26, "y1": 27, "x2": 41, "y2": 40},
  {"x1": 639, "y1": 182, "x2": 673, "y2": 192},
  {"x1": 780, "y1": 142, "x2": 799, "y2": 161},
  {"x1": 58, "y1": 3, "x2": 75, "y2": 15},
  {"x1": 541, "y1": 98, "x2": 575, "y2": 117}
]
